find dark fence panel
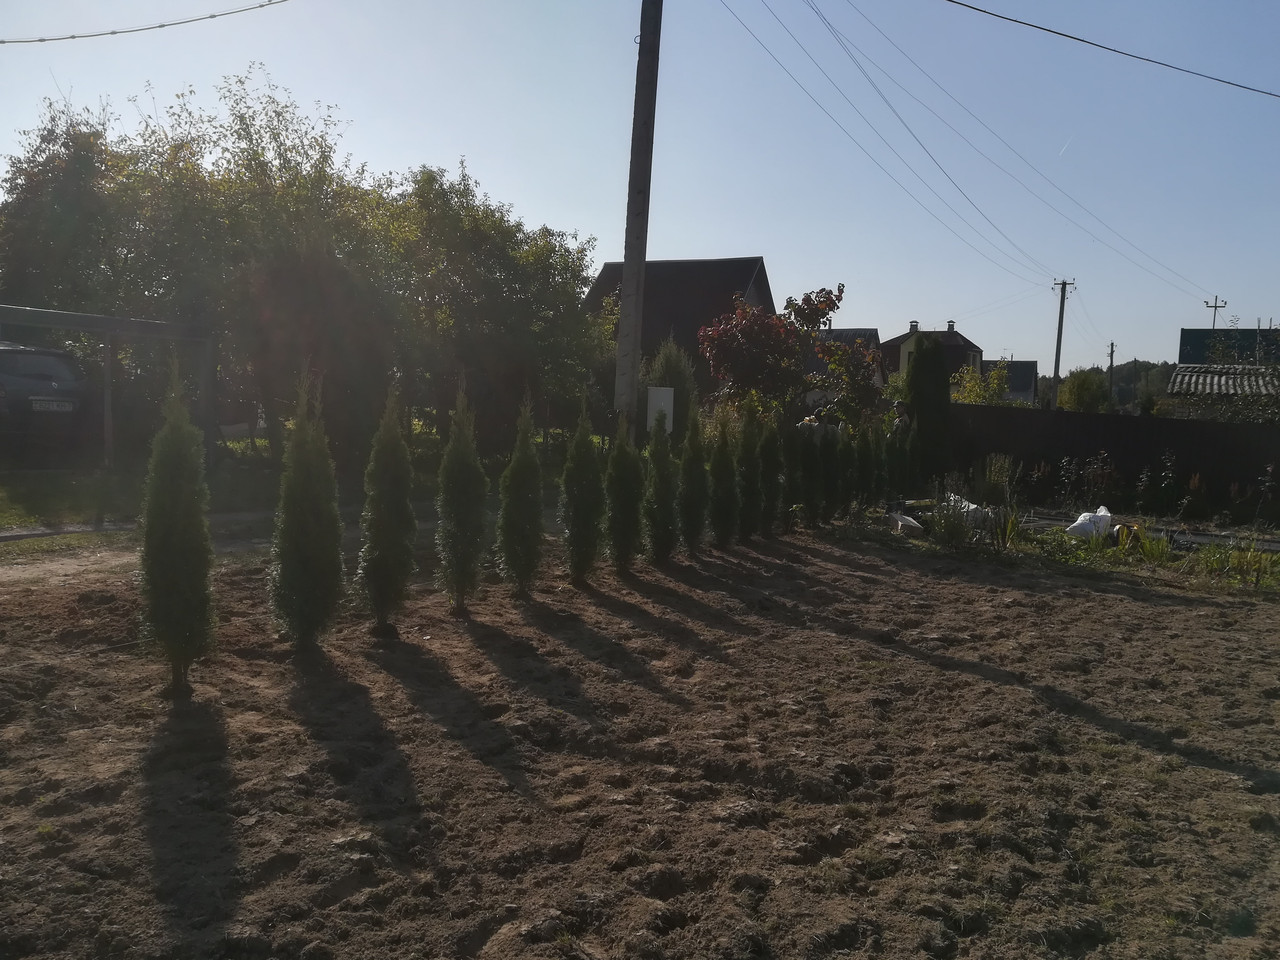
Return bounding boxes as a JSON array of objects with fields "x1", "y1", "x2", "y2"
[{"x1": 949, "y1": 405, "x2": 1280, "y2": 505}]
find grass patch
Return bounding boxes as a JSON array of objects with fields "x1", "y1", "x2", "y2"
[{"x1": 0, "y1": 530, "x2": 139, "y2": 563}]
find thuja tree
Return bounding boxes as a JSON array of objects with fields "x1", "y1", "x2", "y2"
[
  {"x1": 563, "y1": 406, "x2": 605, "y2": 582},
  {"x1": 644, "y1": 409, "x2": 679, "y2": 563},
  {"x1": 708, "y1": 415, "x2": 739, "y2": 548},
  {"x1": 641, "y1": 338, "x2": 698, "y2": 447},
  {"x1": 498, "y1": 399, "x2": 543, "y2": 596},
  {"x1": 437, "y1": 391, "x2": 489, "y2": 615},
  {"x1": 141, "y1": 378, "x2": 213, "y2": 700},
  {"x1": 358, "y1": 391, "x2": 417, "y2": 637},
  {"x1": 837, "y1": 428, "x2": 856, "y2": 518},
  {"x1": 737, "y1": 399, "x2": 762, "y2": 540},
  {"x1": 758, "y1": 417, "x2": 782, "y2": 536},
  {"x1": 677, "y1": 406, "x2": 709, "y2": 553},
  {"x1": 800, "y1": 427, "x2": 823, "y2": 526},
  {"x1": 905, "y1": 335, "x2": 951, "y2": 483},
  {"x1": 606, "y1": 418, "x2": 644, "y2": 571},
  {"x1": 819, "y1": 427, "x2": 840, "y2": 522},
  {"x1": 855, "y1": 426, "x2": 875, "y2": 508},
  {"x1": 780, "y1": 415, "x2": 803, "y2": 532},
  {"x1": 271, "y1": 376, "x2": 344, "y2": 646}
]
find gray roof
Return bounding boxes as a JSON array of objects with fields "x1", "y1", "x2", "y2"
[{"x1": 1167, "y1": 363, "x2": 1280, "y2": 397}]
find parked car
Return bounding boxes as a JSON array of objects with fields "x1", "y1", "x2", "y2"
[{"x1": 0, "y1": 341, "x2": 90, "y2": 449}]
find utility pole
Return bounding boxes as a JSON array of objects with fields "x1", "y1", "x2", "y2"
[
  {"x1": 1108, "y1": 341, "x2": 1115, "y2": 401},
  {"x1": 1050, "y1": 279, "x2": 1074, "y2": 409},
  {"x1": 613, "y1": 0, "x2": 664, "y2": 434},
  {"x1": 1204, "y1": 295, "x2": 1227, "y2": 330}
]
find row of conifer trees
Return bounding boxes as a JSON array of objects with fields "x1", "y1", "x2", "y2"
[{"x1": 138, "y1": 378, "x2": 914, "y2": 698}]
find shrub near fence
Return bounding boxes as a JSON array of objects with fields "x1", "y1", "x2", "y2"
[{"x1": 950, "y1": 405, "x2": 1280, "y2": 517}]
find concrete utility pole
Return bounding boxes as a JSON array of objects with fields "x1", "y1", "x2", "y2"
[
  {"x1": 613, "y1": 0, "x2": 664, "y2": 433},
  {"x1": 1050, "y1": 279, "x2": 1074, "y2": 409},
  {"x1": 1108, "y1": 341, "x2": 1116, "y2": 400},
  {"x1": 1204, "y1": 295, "x2": 1227, "y2": 330}
]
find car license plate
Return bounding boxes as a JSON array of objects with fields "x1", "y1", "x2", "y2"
[{"x1": 31, "y1": 400, "x2": 74, "y2": 412}]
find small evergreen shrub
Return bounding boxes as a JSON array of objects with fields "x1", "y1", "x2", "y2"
[
  {"x1": 737, "y1": 399, "x2": 762, "y2": 540},
  {"x1": 606, "y1": 418, "x2": 644, "y2": 571},
  {"x1": 644, "y1": 410, "x2": 679, "y2": 563},
  {"x1": 800, "y1": 426, "x2": 823, "y2": 526},
  {"x1": 781, "y1": 416, "x2": 803, "y2": 531},
  {"x1": 436, "y1": 391, "x2": 489, "y2": 615},
  {"x1": 271, "y1": 376, "x2": 344, "y2": 646},
  {"x1": 837, "y1": 428, "x2": 856, "y2": 518},
  {"x1": 855, "y1": 426, "x2": 875, "y2": 507},
  {"x1": 358, "y1": 391, "x2": 417, "y2": 636},
  {"x1": 563, "y1": 406, "x2": 605, "y2": 581},
  {"x1": 819, "y1": 426, "x2": 840, "y2": 522},
  {"x1": 498, "y1": 400, "x2": 544, "y2": 595},
  {"x1": 640, "y1": 338, "x2": 698, "y2": 447},
  {"x1": 708, "y1": 415, "x2": 739, "y2": 547},
  {"x1": 141, "y1": 378, "x2": 213, "y2": 699},
  {"x1": 758, "y1": 418, "x2": 782, "y2": 537},
  {"x1": 677, "y1": 406, "x2": 709, "y2": 553}
]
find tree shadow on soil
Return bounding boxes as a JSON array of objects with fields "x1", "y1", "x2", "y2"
[
  {"x1": 364, "y1": 640, "x2": 536, "y2": 800},
  {"x1": 463, "y1": 617, "x2": 608, "y2": 730},
  {"x1": 290, "y1": 645, "x2": 422, "y2": 851},
  {"x1": 888, "y1": 636, "x2": 1280, "y2": 795},
  {"x1": 522, "y1": 597, "x2": 691, "y2": 708},
  {"x1": 621, "y1": 564, "x2": 749, "y2": 644},
  {"x1": 142, "y1": 700, "x2": 239, "y2": 954},
  {"x1": 591, "y1": 572, "x2": 731, "y2": 661}
]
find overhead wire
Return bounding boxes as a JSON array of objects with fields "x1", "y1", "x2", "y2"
[
  {"x1": 799, "y1": 0, "x2": 1056, "y2": 278},
  {"x1": 938, "y1": 0, "x2": 1280, "y2": 101},
  {"x1": 945, "y1": 283, "x2": 1046, "y2": 324},
  {"x1": 838, "y1": 0, "x2": 1210, "y2": 299},
  {"x1": 718, "y1": 0, "x2": 1042, "y2": 284},
  {"x1": 0, "y1": 0, "x2": 291, "y2": 45}
]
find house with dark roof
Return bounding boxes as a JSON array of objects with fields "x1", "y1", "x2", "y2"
[
  {"x1": 583, "y1": 257, "x2": 775, "y2": 369},
  {"x1": 879, "y1": 320, "x2": 982, "y2": 379},
  {"x1": 982, "y1": 358, "x2": 1038, "y2": 405},
  {"x1": 818, "y1": 328, "x2": 885, "y2": 386},
  {"x1": 1178, "y1": 327, "x2": 1280, "y2": 365}
]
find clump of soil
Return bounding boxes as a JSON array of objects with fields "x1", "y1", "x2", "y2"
[{"x1": 2, "y1": 530, "x2": 1278, "y2": 959}]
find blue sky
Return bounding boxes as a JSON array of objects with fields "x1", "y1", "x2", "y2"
[{"x1": 2, "y1": 0, "x2": 1277, "y2": 370}]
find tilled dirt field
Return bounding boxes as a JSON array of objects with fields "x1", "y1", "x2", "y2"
[{"x1": 2, "y1": 529, "x2": 1279, "y2": 959}]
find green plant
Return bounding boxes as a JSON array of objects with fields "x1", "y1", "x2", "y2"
[
  {"x1": 606, "y1": 418, "x2": 644, "y2": 571},
  {"x1": 758, "y1": 418, "x2": 782, "y2": 536},
  {"x1": 643, "y1": 410, "x2": 679, "y2": 563},
  {"x1": 737, "y1": 398, "x2": 762, "y2": 539},
  {"x1": 497, "y1": 399, "x2": 543, "y2": 595},
  {"x1": 987, "y1": 505, "x2": 1022, "y2": 554},
  {"x1": 819, "y1": 426, "x2": 840, "y2": 522},
  {"x1": 140, "y1": 374, "x2": 213, "y2": 699},
  {"x1": 1231, "y1": 540, "x2": 1276, "y2": 589},
  {"x1": 271, "y1": 375, "x2": 344, "y2": 646},
  {"x1": 1137, "y1": 527, "x2": 1172, "y2": 565},
  {"x1": 640, "y1": 338, "x2": 698, "y2": 447},
  {"x1": 436, "y1": 390, "x2": 489, "y2": 615},
  {"x1": 799, "y1": 425, "x2": 823, "y2": 526},
  {"x1": 677, "y1": 406, "x2": 709, "y2": 553},
  {"x1": 708, "y1": 415, "x2": 739, "y2": 547},
  {"x1": 357, "y1": 391, "x2": 417, "y2": 637},
  {"x1": 563, "y1": 406, "x2": 605, "y2": 581},
  {"x1": 929, "y1": 482, "x2": 975, "y2": 548}
]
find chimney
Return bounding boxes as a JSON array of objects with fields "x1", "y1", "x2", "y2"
[
  {"x1": 947, "y1": 320, "x2": 956, "y2": 333},
  {"x1": 909, "y1": 320, "x2": 919, "y2": 333}
]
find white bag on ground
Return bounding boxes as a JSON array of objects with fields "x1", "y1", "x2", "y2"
[{"x1": 1066, "y1": 506, "x2": 1112, "y2": 538}]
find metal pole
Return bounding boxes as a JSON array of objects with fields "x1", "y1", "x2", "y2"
[{"x1": 614, "y1": 0, "x2": 664, "y2": 435}]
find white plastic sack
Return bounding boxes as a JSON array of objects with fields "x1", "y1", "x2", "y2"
[
  {"x1": 945, "y1": 493, "x2": 989, "y2": 525},
  {"x1": 1066, "y1": 506, "x2": 1112, "y2": 538}
]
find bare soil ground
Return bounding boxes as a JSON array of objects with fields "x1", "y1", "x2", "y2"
[{"x1": 2, "y1": 529, "x2": 1279, "y2": 959}]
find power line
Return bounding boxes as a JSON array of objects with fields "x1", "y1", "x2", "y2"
[
  {"x1": 717, "y1": 0, "x2": 1040, "y2": 284},
  {"x1": 938, "y1": 0, "x2": 1280, "y2": 101},
  {"x1": 838, "y1": 0, "x2": 1211, "y2": 298},
  {"x1": 756, "y1": 0, "x2": 1047, "y2": 280},
  {"x1": 0, "y1": 0, "x2": 292, "y2": 45}
]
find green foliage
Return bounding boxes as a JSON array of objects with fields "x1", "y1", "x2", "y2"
[
  {"x1": 737, "y1": 399, "x2": 763, "y2": 539},
  {"x1": 758, "y1": 419, "x2": 783, "y2": 537},
  {"x1": 836, "y1": 428, "x2": 856, "y2": 518},
  {"x1": 436, "y1": 391, "x2": 489, "y2": 614},
  {"x1": 1058, "y1": 367, "x2": 1110, "y2": 413},
  {"x1": 799, "y1": 426, "x2": 823, "y2": 527},
  {"x1": 781, "y1": 416, "x2": 803, "y2": 531},
  {"x1": 643, "y1": 410, "x2": 679, "y2": 563},
  {"x1": 855, "y1": 426, "x2": 876, "y2": 508},
  {"x1": 952, "y1": 360, "x2": 1013, "y2": 405},
  {"x1": 498, "y1": 400, "x2": 544, "y2": 594},
  {"x1": 141, "y1": 378, "x2": 213, "y2": 698},
  {"x1": 605, "y1": 419, "x2": 644, "y2": 571},
  {"x1": 819, "y1": 427, "x2": 840, "y2": 522},
  {"x1": 641, "y1": 339, "x2": 698, "y2": 447},
  {"x1": 905, "y1": 337, "x2": 951, "y2": 482},
  {"x1": 708, "y1": 416, "x2": 739, "y2": 547},
  {"x1": 358, "y1": 392, "x2": 417, "y2": 632},
  {"x1": 677, "y1": 407, "x2": 709, "y2": 553},
  {"x1": 271, "y1": 376, "x2": 344, "y2": 645},
  {"x1": 563, "y1": 407, "x2": 605, "y2": 580}
]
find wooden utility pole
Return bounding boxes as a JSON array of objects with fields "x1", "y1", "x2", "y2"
[
  {"x1": 1204, "y1": 295, "x2": 1227, "y2": 330},
  {"x1": 1050, "y1": 279, "x2": 1074, "y2": 409},
  {"x1": 614, "y1": 0, "x2": 664, "y2": 433}
]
